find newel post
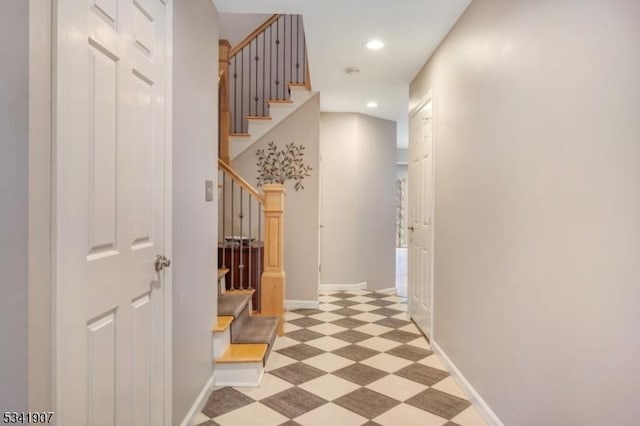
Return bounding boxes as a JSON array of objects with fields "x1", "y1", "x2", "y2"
[
  {"x1": 261, "y1": 184, "x2": 286, "y2": 336},
  {"x1": 218, "y1": 40, "x2": 231, "y2": 164}
]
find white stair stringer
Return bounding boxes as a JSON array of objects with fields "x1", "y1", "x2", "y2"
[{"x1": 230, "y1": 86, "x2": 315, "y2": 160}]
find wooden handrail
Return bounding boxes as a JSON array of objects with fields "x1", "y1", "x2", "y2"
[
  {"x1": 229, "y1": 14, "x2": 281, "y2": 57},
  {"x1": 218, "y1": 159, "x2": 265, "y2": 203}
]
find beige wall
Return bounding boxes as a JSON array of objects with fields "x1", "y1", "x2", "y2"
[
  {"x1": 320, "y1": 113, "x2": 396, "y2": 290},
  {"x1": 0, "y1": 0, "x2": 29, "y2": 412},
  {"x1": 234, "y1": 94, "x2": 321, "y2": 302},
  {"x1": 172, "y1": 1, "x2": 219, "y2": 423},
  {"x1": 410, "y1": 0, "x2": 640, "y2": 424}
]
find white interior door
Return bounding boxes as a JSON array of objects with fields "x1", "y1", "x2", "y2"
[
  {"x1": 408, "y1": 99, "x2": 434, "y2": 338},
  {"x1": 55, "y1": 0, "x2": 168, "y2": 424}
]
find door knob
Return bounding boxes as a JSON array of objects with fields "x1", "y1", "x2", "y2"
[
  {"x1": 155, "y1": 254, "x2": 171, "y2": 272},
  {"x1": 408, "y1": 226, "x2": 415, "y2": 231}
]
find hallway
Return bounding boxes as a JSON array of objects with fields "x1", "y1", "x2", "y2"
[{"x1": 195, "y1": 290, "x2": 485, "y2": 425}]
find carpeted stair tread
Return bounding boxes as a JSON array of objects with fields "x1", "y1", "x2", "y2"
[
  {"x1": 218, "y1": 293, "x2": 251, "y2": 319},
  {"x1": 232, "y1": 315, "x2": 278, "y2": 346}
]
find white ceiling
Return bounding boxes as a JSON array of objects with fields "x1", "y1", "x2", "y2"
[{"x1": 213, "y1": 0, "x2": 471, "y2": 148}]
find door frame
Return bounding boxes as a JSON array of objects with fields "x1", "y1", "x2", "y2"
[
  {"x1": 408, "y1": 90, "x2": 436, "y2": 339},
  {"x1": 30, "y1": 1, "x2": 174, "y2": 421}
]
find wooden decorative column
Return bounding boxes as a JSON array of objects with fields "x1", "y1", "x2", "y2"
[
  {"x1": 261, "y1": 184, "x2": 286, "y2": 336},
  {"x1": 218, "y1": 40, "x2": 231, "y2": 164}
]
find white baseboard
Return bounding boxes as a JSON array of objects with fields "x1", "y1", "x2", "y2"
[
  {"x1": 319, "y1": 282, "x2": 367, "y2": 292},
  {"x1": 375, "y1": 287, "x2": 397, "y2": 295},
  {"x1": 285, "y1": 299, "x2": 320, "y2": 310},
  {"x1": 431, "y1": 341, "x2": 503, "y2": 426},
  {"x1": 180, "y1": 370, "x2": 215, "y2": 426}
]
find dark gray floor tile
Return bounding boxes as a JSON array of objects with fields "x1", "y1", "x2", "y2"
[
  {"x1": 287, "y1": 329, "x2": 324, "y2": 342},
  {"x1": 334, "y1": 388, "x2": 400, "y2": 419},
  {"x1": 261, "y1": 388, "x2": 326, "y2": 418},
  {"x1": 394, "y1": 363, "x2": 449, "y2": 386},
  {"x1": 332, "y1": 299, "x2": 360, "y2": 307},
  {"x1": 289, "y1": 317, "x2": 324, "y2": 328},
  {"x1": 405, "y1": 388, "x2": 471, "y2": 419},
  {"x1": 279, "y1": 421, "x2": 303, "y2": 426},
  {"x1": 386, "y1": 344, "x2": 433, "y2": 361},
  {"x1": 331, "y1": 344, "x2": 379, "y2": 362},
  {"x1": 332, "y1": 329, "x2": 373, "y2": 343},
  {"x1": 374, "y1": 317, "x2": 412, "y2": 329},
  {"x1": 270, "y1": 362, "x2": 326, "y2": 385},
  {"x1": 291, "y1": 308, "x2": 324, "y2": 316},
  {"x1": 202, "y1": 387, "x2": 254, "y2": 418},
  {"x1": 331, "y1": 317, "x2": 368, "y2": 329},
  {"x1": 366, "y1": 299, "x2": 395, "y2": 307},
  {"x1": 328, "y1": 292, "x2": 353, "y2": 299},
  {"x1": 370, "y1": 307, "x2": 404, "y2": 317},
  {"x1": 332, "y1": 363, "x2": 388, "y2": 386},
  {"x1": 331, "y1": 307, "x2": 362, "y2": 317},
  {"x1": 379, "y1": 329, "x2": 421, "y2": 343},
  {"x1": 276, "y1": 343, "x2": 325, "y2": 361}
]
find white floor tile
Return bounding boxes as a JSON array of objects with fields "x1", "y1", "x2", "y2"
[
  {"x1": 236, "y1": 373, "x2": 293, "y2": 400},
  {"x1": 407, "y1": 337, "x2": 431, "y2": 350},
  {"x1": 352, "y1": 323, "x2": 394, "y2": 336},
  {"x1": 308, "y1": 311, "x2": 344, "y2": 322},
  {"x1": 284, "y1": 311, "x2": 304, "y2": 321},
  {"x1": 431, "y1": 376, "x2": 467, "y2": 399},
  {"x1": 271, "y1": 336, "x2": 298, "y2": 350},
  {"x1": 360, "y1": 353, "x2": 412, "y2": 373},
  {"x1": 419, "y1": 354, "x2": 446, "y2": 370},
  {"x1": 347, "y1": 295, "x2": 376, "y2": 303},
  {"x1": 264, "y1": 352, "x2": 297, "y2": 372},
  {"x1": 399, "y1": 322, "x2": 422, "y2": 334},
  {"x1": 298, "y1": 375, "x2": 360, "y2": 401},
  {"x1": 294, "y1": 402, "x2": 367, "y2": 426},
  {"x1": 215, "y1": 402, "x2": 288, "y2": 426},
  {"x1": 349, "y1": 303, "x2": 379, "y2": 312},
  {"x1": 366, "y1": 374, "x2": 426, "y2": 401},
  {"x1": 304, "y1": 352, "x2": 355, "y2": 372},
  {"x1": 319, "y1": 303, "x2": 342, "y2": 312},
  {"x1": 387, "y1": 303, "x2": 408, "y2": 311},
  {"x1": 358, "y1": 336, "x2": 403, "y2": 352},
  {"x1": 374, "y1": 403, "x2": 448, "y2": 426},
  {"x1": 452, "y1": 406, "x2": 488, "y2": 426},
  {"x1": 351, "y1": 312, "x2": 386, "y2": 322},
  {"x1": 285, "y1": 322, "x2": 302, "y2": 333},
  {"x1": 304, "y1": 335, "x2": 351, "y2": 351},
  {"x1": 191, "y1": 412, "x2": 210, "y2": 425},
  {"x1": 307, "y1": 322, "x2": 348, "y2": 336}
]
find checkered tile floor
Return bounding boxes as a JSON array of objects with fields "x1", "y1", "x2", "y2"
[{"x1": 195, "y1": 290, "x2": 486, "y2": 426}]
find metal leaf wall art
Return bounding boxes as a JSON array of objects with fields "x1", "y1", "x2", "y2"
[{"x1": 256, "y1": 141, "x2": 312, "y2": 191}]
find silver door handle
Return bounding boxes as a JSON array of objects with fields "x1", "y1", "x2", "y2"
[{"x1": 155, "y1": 254, "x2": 171, "y2": 272}]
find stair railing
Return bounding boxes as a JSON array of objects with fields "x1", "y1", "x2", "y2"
[
  {"x1": 218, "y1": 159, "x2": 285, "y2": 335},
  {"x1": 223, "y1": 14, "x2": 310, "y2": 135}
]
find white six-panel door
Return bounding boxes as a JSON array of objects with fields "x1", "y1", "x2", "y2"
[
  {"x1": 55, "y1": 0, "x2": 168, "y2": 424},
  {"x1": 408, "y1": 99, "x2": 434, "y2": 338}
]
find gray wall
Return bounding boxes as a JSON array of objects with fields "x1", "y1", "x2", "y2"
[
  {"x1": 219, "y1": 13, "x2": 271, "y2": 46},
  {"x1": 410, "y1": 0, "x2": 640, "y2": 424},
  {"x1": 320, "y1": 113, "x2": 396, "y2": 290},
  {"x1": 172, "y1": 1, "x2": 219, "y2": 423},
  {"x1": 0, "y1": 0, "x2": 29, "y2": 413},
  {"x1": 234, "y1": 94, "x2": 321, "y2": 302}
]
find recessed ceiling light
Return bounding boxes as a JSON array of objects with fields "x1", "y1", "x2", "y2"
[
  {"x1": 365, "y1": 39, "x2": 384, "y2": 50},
  {"x1": 366, "y1": 101, "x2": 378, "y2": 108}
]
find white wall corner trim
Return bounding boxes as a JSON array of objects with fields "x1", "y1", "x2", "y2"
[
  {"x1": 319, "y1": 282, "x2": 367, "y2": 292},
  {"x1": 180, "y1": 371, "x2": 215, "y2": 426},
  {"x1": 432, "y1": 341, "x2": 504, "y2": 426},
  {"x1": 285, "y1": 300, "x2": 320, "y2": 310}
]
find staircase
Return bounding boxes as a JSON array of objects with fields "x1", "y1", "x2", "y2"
[
  {"x1": 211, "y1": 13, "x2": 310, "y2": 387},
  {"x1": 213, "y1": 269, "x2": 278, "y2": 386},
  {"x1": 219, "y1": 14, "x2": 313, "y2": 162}
]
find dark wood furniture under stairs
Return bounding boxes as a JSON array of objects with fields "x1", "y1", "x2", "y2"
[{"x1": 218, "y1": 242, "x2": 264, "y2": 311}]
